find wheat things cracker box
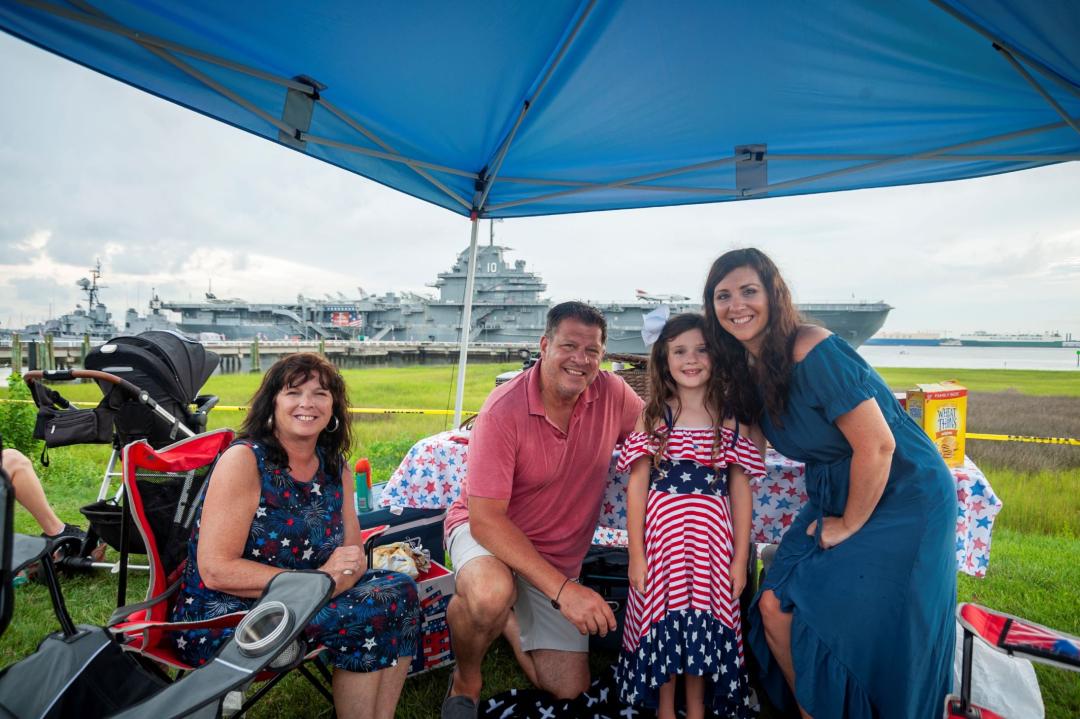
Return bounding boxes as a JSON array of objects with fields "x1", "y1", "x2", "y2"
[{"x1": 906, "y1": 381, "x2": 968, "y2": 467}]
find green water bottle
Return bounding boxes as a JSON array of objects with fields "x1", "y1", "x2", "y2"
[{"x1": 355, "y1": 458, "x2": 373, "y2": 513}]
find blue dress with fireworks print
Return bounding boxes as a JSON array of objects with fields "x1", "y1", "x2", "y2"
[{"x1": 170, "y1": 440, "x2": 420, "y2": 671}]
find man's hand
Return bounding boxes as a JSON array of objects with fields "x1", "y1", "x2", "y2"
[
  {"x1": 557, "y1": 581, "x2": 617, "y2": 636},
  {"x1": 628, "y1": 554, "x2": 646, "y2": 595}
]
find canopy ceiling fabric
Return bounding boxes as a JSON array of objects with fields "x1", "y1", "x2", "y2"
[{"x1": 2, "y1": 0, "x2": 1077, "y2": 219}]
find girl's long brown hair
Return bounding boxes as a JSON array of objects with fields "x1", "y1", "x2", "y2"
[
  {"x1": 643, "y1": 312, "x2": 725, "y2": 467},
  {"x1": 240, "y1": 352, "x2": 352, "y2": 479},
  {"x1": 702, "y1": 248, "x2": 803, "y2": 425}
]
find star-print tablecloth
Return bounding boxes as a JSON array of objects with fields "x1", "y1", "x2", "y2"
[{"x1": 379, "y1": 432, "x2": 1001, "y2": 577}]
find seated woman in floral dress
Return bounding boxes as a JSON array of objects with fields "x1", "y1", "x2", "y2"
[{"x1": 171, "y1": 353, "x2": 420, "y2": 719}]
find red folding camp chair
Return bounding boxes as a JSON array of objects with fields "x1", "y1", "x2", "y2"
[
  {"x1": 107, "y1": 429, "x2": 390, "y2": 716},
  {"x1": 946, "y1": 602, "x2": 1080, "y2": 718}
]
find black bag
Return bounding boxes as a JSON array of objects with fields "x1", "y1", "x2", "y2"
[
  {"x1": 580, "y1": 545, "x2": 630, "y2": 653},
  {"x1": 30, "y1": 381, "x2": 113, "y2": 448}
]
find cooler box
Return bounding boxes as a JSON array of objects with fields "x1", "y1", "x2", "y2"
[
  {"x1": 364, "y1": 507, "x2": 454, "y2": 675},
  {"x1": 363, "y1": 507, "x2": 446, "y2": 562},
  {"x1": 906, "y1": 381, "x2": 968, "y2": 467},
  {"x1": 409, "y1": 561, "x2": 455, "y2": 675}
]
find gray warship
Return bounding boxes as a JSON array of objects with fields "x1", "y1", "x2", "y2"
[
  {"x1": 19, "y1": 261, "x2": 119, "y2": 340},
  {"x1": 160, "y1": 243, "x2": 892, "y2": 351}
]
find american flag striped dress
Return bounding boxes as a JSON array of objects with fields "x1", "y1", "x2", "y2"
[{"x1": 615, "y1": 425, "x2": 765, "y2": 716}]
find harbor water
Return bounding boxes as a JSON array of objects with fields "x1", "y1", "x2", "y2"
[{"x1": 857, "y1": 345, "x2": 1080, "y2": 372}]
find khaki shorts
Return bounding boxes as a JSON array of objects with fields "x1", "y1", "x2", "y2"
[{"x1": 447, "y1": 523, "x2": 587, "y2": 653}]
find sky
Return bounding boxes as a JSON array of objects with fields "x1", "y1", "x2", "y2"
[{"x1": 1, "y1": 33, "x2": 1078, "y2": 338}]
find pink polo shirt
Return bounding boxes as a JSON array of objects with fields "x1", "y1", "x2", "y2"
[{"x1": 444, "y1": 359, "x2": 643, "y2": 578}]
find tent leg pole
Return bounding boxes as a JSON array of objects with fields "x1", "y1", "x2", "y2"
[{"x1": 453, "y1": 215, "x2": 481, "y2": 426}]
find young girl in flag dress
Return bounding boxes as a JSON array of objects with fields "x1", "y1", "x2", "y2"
[{"x1": 616, "y1": 312, "x2": 764, "y2": 719}]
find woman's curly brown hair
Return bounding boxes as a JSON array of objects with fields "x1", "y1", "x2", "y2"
[
  {"x1": 642, "y1": 312, "x2": 726, "y2": 468},
  {"x1": 240, "y1": 352, "x2": 352, "y2": 479},
  {"x1": 702, "y1": 248, "x2": 803, "y2": 425}
]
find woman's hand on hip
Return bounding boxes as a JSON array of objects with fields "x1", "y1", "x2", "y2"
[
  {"x1": 806, "y1": 516, "x2": 856, "y2": 549},
  {"x1": 320, "y1": 545, "x2": 365, "y2": 594}
]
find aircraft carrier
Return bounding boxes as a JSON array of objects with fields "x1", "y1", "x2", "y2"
[{"x1": 159, "y1": 244, "x2": 892, "y2": 352}]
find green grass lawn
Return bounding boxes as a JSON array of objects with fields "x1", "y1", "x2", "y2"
[
  {"x1": 2, "y1": 362, "x2": 1078, "y2": 717},
  {"x1": 875, "y1": 367, "x2": 1080, "y2": 397}
]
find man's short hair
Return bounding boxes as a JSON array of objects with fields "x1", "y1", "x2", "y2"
[{"x1": 544, "y1": 301, "x2": 607, "y2": 344}]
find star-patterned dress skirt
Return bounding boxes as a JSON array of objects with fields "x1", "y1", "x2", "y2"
[
  {"x1": 170, "y1": 440, "x2": 420, "y2": 671},
  {"x1": 615, "y1": 424, "x2": 765, "y2": 717}
]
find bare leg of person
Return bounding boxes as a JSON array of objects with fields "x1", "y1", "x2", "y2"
[
  {"x1": 332, "y1": 668, "x2": 382, "y2": 719},
  {"x1": 502, "y1": 609, "x2": 538, "y2": 686},
  {"x1": 529, "y1": 649, "x2": 589, "y2": 700},
  {"x1": 758, "y1": 590, "x2": 813, "y2": 719},
  {"x1": 371, "y1": 659, "x2": 411, "y2": 719},
  {"x1": 445, "y1": 556, "x2": 517, "y2": 702},
  {"x1": 2, "y1": 449, "x2": 65, "y2": 536},
  {"x1": 684, "y1": 674, "x2": 705, "y2": 719},
  {"x1": 656, "y1": 674, "x2": 677, "y2": 719}
]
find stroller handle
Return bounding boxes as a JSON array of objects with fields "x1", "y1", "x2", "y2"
[{"x1": 25, "y1": 369, "x2": 143, "y2": 397}]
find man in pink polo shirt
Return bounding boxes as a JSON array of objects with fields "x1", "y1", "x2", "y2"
[{"x1": 441, "y1": 302, "x2": 643, "y2": 718}]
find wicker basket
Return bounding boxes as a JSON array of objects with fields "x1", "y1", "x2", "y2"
[{"x1": 607, "y1": 352, "x2": 650, "y2": 401}]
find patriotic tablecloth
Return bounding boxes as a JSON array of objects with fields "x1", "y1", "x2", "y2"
[{"x1": 379, "y1": 431, "x2": 1001, "y2": 577}]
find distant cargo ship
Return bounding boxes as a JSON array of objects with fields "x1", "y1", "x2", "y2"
[
  {"x1": 160, "y1": 244, "x2": 892, "y2": 352},
  {"x1": 865, "y1": 331, "x2": 944, "y2": 347},
  {"x1": 956, "y1": 331, "x2": 1072, "y2": 348},
  {"x1": 867, "y1": 330, "x2": 1075, "y2": 348}
]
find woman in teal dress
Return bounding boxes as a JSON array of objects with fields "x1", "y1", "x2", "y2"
[{"x1": 702, "y1": 248, "x2": 956, "y2": 718}]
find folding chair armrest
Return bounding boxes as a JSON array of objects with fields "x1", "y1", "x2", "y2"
[
  {"x1": 109, "y1": 576, "x2": 183, "y2": 627},
  {"x1": 958, "y1": 602, "x2": 1080, "y2": 671}
]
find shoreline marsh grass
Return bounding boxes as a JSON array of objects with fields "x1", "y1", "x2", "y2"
[{"x1": 1, "y1": 363, "x2": 1077, "y2": 717}]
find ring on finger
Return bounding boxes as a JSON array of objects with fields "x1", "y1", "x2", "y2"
[{"x1": 343, "y1": 569, "x2": 355, "y2": 576}]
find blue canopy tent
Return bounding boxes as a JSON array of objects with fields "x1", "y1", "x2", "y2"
[{"x1": 2, "y1": 0, "x2": 1077, "y2": 421}]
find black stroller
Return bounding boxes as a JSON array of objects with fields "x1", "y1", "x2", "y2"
[{"x1": 25, "y1": 330, "x2": 219, "y2": 599}]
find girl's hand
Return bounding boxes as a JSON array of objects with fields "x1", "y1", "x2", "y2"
[
  {"x1": 319, "y1": 545, "x2": 365, "y2": 595},
  {"x1": 730, "y1": 562, "x2": 747, "y2": 599},
  {"x1": 806, "y1": 516, "x2": 856, "y2": 549},
  {"x1": 628, "y1": 554, "x2": 647, "y2": 595}
]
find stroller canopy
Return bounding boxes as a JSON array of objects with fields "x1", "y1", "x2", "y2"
[
  {"x1": 0, "y1": 1, "x2": 1076, "y2": 219},
  {"x1": 85, "y1": 330, "x2": 219, "y2": 406}
]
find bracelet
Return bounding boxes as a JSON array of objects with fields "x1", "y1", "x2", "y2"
[{"x1": 550, "y1": 578, "x2": 571, "y2": 610}]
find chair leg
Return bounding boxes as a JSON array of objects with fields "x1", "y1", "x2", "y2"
[
  {"x1": 238, "y1": 673, "x2": 289, "y2": 716},
  {"x1": 960, "y1": 628, "x2": 974, "y2": 710}
]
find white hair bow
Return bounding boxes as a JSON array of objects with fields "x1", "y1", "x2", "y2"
[{"x1": 641, "y1": 305, "x2": 671, "y2": 346}]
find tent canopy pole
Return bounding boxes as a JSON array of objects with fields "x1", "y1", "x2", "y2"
[{"x1": 453, "y1": 214, "x2": 482, "y2": 426}]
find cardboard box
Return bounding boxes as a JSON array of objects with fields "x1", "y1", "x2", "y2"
[
  {"x1": 906, "y1": 381, "x2": 968, "y2": 467},
  {"x1": 409, "y1": 561, "x2": 455, "y2": 675}
]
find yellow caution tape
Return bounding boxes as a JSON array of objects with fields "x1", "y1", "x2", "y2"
[{"x1": 966, "y1": 432, "x2": 1080, "y2": 446}]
